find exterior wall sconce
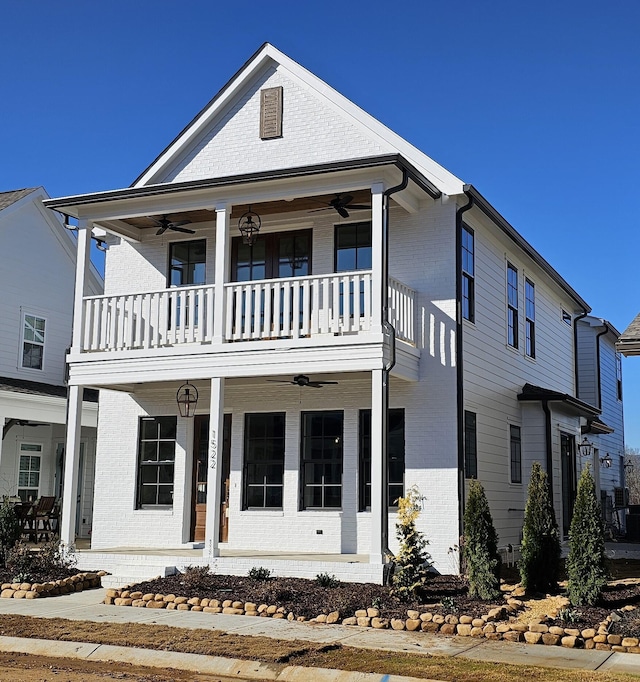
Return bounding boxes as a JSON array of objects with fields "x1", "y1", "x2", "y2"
[
  {"x1": 176, "y1": 381, "x2": 198, "y2": 418},
  {"x1": 578, "y1": 436, "x2": 594, "y2": 458},
  {"x1": 238, "y1": 207, "x2": 261, "y2": 246},
  {"x1": 600, "y1": 453, "x2": 613, "y2": 468}
]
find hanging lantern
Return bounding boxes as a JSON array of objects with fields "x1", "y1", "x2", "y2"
[
  {"x1": 176, "y1": 381, "x2": 198, "y2": 418},
  {"x1": 238, "y1": 207, "x2": 261, "y2": 246},
  {"x1": 577, "y1": 436, "x2": 593, "y2": 458}
]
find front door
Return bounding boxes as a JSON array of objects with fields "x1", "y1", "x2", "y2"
[
  {"x1": 191, "y1": 414, "x2": 231, "y2": 543},
  {"x1": 561, "y1": 433, "x2": 577, "y2": 537}
]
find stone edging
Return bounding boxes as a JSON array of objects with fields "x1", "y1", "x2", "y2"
[
  {"x1": 0, "y1": 571, "x2": 105, "y2": 599},
  {"x1": 105, "y1": 587, "x2": 640, "y2": 654}
]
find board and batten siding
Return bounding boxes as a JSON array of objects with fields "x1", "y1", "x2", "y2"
[{"x1": 462, "y1": 207, "x2": 581, "y2": 547}]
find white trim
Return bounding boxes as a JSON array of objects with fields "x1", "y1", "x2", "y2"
[
  {"x1": 18, "y1": 308, "x2": 47, "y2": 373},
  {"x1": 17, "y1": 441, "x2": 43, "y2": 501}
]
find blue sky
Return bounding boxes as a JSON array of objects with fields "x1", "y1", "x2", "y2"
[{"x1": 2, "y1": 1, "x2": 639, "y2": 445}]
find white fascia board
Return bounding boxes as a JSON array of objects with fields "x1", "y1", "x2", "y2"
[
  {"x1": 133, "y1": 44, "x2": 464, "y2": 196},
  {"x1": 0, "y1": 390, "x2": 97, "y2": 427}
]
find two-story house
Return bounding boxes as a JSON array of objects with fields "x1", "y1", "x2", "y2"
[
  {"x1": 618, "y1": 314, "x2": 640, "y2": 357},
  {"x1": 45, "y1": 44, "x2": 614, "y2": 583},
  {"x1": 0, "y1": 187, "x2": 102, "y2": 538}
]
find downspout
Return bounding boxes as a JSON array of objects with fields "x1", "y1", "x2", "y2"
[
  {"x1": 456, "y1": 192, "x2": 474, "y2": 541},
  {"x1": 542, "y1": 400, "x2": 553, "y2": 505},
  {"x1": 573, "y1": 310, "x2": 589, "y2": 398},
  {"x1": 595, "y1": 323, "x2": 610, "y2": 410},
  {"x1": 380, "y1": 168, "x2": 408, "y2": 563}
]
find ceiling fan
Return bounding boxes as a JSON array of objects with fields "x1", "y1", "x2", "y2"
[
  {"x1": 267, "y1": 374, "x2": 338, "y2": 389},
  {"x1": 309, "y1": 194, "x2": 371, "y2": 219},
  {"x1": 148, "y1": 215, "x2": 196, "y2": 236}
]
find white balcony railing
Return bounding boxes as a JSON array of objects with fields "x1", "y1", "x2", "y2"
[{"x1": 80, "y1": 272, "x2": 416, "y2": 353}]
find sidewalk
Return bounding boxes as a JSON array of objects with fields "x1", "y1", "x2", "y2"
[{"x1": 0, "y1": 588, "x2": 638, "y2": 678}]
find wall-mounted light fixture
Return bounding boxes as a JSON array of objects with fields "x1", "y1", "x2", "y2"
[{"x1": 600, "y1": 453, "x2": 613, "y2": 468}]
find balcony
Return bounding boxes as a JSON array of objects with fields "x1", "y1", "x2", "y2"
[{"x1": 79, "y1": 272, "x2": 416, "y2": 353}]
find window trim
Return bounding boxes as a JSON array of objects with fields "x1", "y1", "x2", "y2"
[
  {"x1": 17, "y1": 442, "x2": 42, "y2": 501},
  {"x1": 509, "y1": 424, "x2": 522, "y2": 484},
  {"x1": 136, "y1": 416, "x2": 177, "y2": 509},
  {"x1": 20, "y1": 310, "x2": 47, "y2": 372},
  {"x1": 525, "y1": 278, "x2": 535, "y2": 359},
  {"x1": 300, "y1": 410, "x2": 344, "y2": 510},
  {"x1": 461, "y1": 223, "x2": 475, "y2": 323},
  {"x1": 334, "y1": 221, "x2": 372, "y2": 273},
  {"x1": 167, "y1": 239, "x2": 207, "y2": 288},
  {"x1": 507, "y1": 263, "x2": 519, "y2": 349},
  {"x1": 242, "y1": 412, "x2": 286, "y2": 510},
  {"x1": 464, "y1": 410, "x2": 477, "y2": 479}
]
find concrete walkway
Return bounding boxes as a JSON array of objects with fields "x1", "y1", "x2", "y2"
[{"x1": 0, "y1": 588, "x2": 639, "y2": 678}]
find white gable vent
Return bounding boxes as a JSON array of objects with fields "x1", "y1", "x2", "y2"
[{"x1": 260, "y1": 86, "x2": 283, "y2": 139}]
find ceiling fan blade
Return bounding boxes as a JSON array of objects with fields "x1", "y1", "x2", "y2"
[
  {"x1": 306, "y1": 383, "x2": 324, "y2": 388},
  {"x1": 169, "y1": 226, "x2": 196, "y2": 234},
  {"x1": 336, "y1": 206, "x2": 350, "y2": 218},
  {"x1": 156, "y1": 225, "x2": 169, "y2": 236},
  {"x1": 346, "y1": 204, "x2": 371, "y2": 210},
  {"x1": 332, "y1": 194, "x2": 353, "y2": 207}
]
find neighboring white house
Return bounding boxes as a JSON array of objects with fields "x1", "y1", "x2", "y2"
[
  {"x1": 576, "y1": 317, "x2": 626, "y2": 534},
  {"x1": 44, "y1": 44, "x2": 619, "y2": 583},
  {"x1": 0, "y1": 187, "x2": 102, "y2": 538},
  {"x1": 618, "y1": 314, "x2": 640, "y2": 357}
]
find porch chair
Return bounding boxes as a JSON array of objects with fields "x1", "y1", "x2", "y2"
[{"x1": 30, "y1": 496, "x2": 57, "y2": 543}]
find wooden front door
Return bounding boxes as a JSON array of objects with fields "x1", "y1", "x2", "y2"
[{"x1": 191, "y1": 414, "x2": 231, "y2": 543}]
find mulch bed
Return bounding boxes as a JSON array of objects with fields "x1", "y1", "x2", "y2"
[{"x1": 0, "y1": 567, "x2": 81, "y2": 583}]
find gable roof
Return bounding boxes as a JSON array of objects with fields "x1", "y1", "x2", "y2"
[
  {"x1": 0, "y1": 188, "x2": 37, "y2": 212},
  {"x1": 618, "y1": 313, "x2": 640, "y2": 355},
  {"x1": 132, "y1": 43, "x2": 464, "y2": 196}
]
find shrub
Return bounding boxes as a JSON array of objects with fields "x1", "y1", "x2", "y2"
[
  {"x1": 391, "y1": 485, "x2": 432, "y2": 600},
  {"x1": 566, "y1": 464, "x2": 607, "y2": 606},
  {"x1": 462, "y1": 479, "x2": 500, "y2": 600},
  {"x1": 519, "y1": 461, "x2": 561, "y2": 593},
  {"x1": 248, "y1": 566, "x2": 272, "y2": 581},
  {"x1": 180, "y1": 564, "x2": 211, "y2": 590},
  {"x1": 0, "y1": 503, "x2": 22, "y2": 566},
  {"x1": 5, "y1": 540, "x2": 75, "y2": 579},
  {"x1": 315, "y1": 572, "x2": 339, "y2": 588}
]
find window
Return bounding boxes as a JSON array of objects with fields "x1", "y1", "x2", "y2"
[
  {"x1": 461, "y1": 224, "x2": 475, "y2": 323},
  {"x1": 510, "y1": 425, "x2": 522, "y2": 484},
  {"x1": 169, "y1": 240, "x2": 206, "y2": 286},
  {"x1": 137, "y1": 417, "x2": 177, "y2": 508},
  {"x1": 358, "y1": 409, "x2": 405, "y2": 510},
  {"x1": 525, "y1": 279, "x2": 535, "y2": 358},
  {"x1": 243, "y1": 413, "x2": 285, "y2": 508},
  {"x1": 301, "y1": 411, "x2": 343, "y2": 509},
  {"x1": 464, "y1": 411, "x2": 477, "y2": 479},
  {"x1": 616, "y1": 353, "x2": 623, "y2": 401},
  {"x1": 21, "y1": 314, "x2": 46, "y2": 370},
  {"x1": 334, "y1": 222, "x2": 372, "y2": 272},
  {"x1": 18, "y1": 444, "x2": 41, "y2": 501},
  {"x1": 562, "y1": 310, "x2": 572, "y2": 325},
  {"x1": 232, "y1": 230, "x2": 311, "y2": 281},
  {"x1": 507, "y1": 263, "x2": 519, "y2": 348}
]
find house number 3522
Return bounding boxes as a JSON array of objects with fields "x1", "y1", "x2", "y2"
[{"x1": 209, "y1": 430, "x2": 217, "y2": 469}]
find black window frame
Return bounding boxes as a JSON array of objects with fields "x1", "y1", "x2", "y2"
[
  {"x1": 507, "y1": 263, "x2": 519, "y2": 349},
  {"x1": 136, "y1": 416, "x2": 177, "y2": 508},
  {"x1": 510, "y1": 424, "x2": 522, "y2": 484},
  {"x1": 300, "y1": 411, "x2": 343, "y2": 510},
  {"x1": 358, "y1": 408, "x2": 405, "y2": 511},
  {"x1": 168, "y1": 239, "x2": 207, "y2": 287},
  {"x1": 525, "y1": 278, "x2": 535, "y2": 358},
  {"x1": 461, "y1": 224, "x2": 475, "y2": 323},
  {"x1": 464, "y1": 410, "x2": 477, "y2": 479},
  {"x1": 334, "y1": 221, "x2": 372, "y2": 272},
  {"x1": 243, "y1": 412, "x2": 286, "y2": 509}
]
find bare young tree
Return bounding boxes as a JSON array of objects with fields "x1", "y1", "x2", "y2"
[{"x1": 624, "y1": 447, "x2": 640, "y2": 505}]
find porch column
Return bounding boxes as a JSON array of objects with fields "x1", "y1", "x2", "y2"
[
  {"x1": 370, "y1": 183, "x2": 385, "y2": 334},
  {"x1": 0, "y1": 416, "x2": 5, "y2": 471},
  {"x1": 213, "y1": 203, "x2": 230, "y2": 344},
  {"x1": 60, "y1": 385, "x2": 83, "y2": 547},
  {"x1": 71, "y1": 220, "x2": 92, "y2": 352},
  {"x1": 204, "y1": 377, "x2": 225, "y2": 559},
  {"x1": 370, "y1": 368, "x2": 388, "y2": 564}
]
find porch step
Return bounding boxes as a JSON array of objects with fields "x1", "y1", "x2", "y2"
[{"x1": 77, "y1": 556, "x2": 182, "y2": 589}]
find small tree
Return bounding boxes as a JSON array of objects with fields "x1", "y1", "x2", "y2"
[
  {"x1": 566, "y1": 464, "x2": 607, "y2": 606},
  {"x1": 519, "y1": 461, "x2": 561, "y2": 593},
  {"x1": 462, "y1": 479, "x2": 500, "y2": 600},
  {"x1": 0, "y1": 502, "x2": 21, "y2": 567},
  {"x1": 391, "y1": 485, "x2": 432, "y2": 600}
]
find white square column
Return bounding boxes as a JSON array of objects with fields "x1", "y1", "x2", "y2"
[
  {"x1": 370, "y1": 183, "x2": 385, "y2": 334},
  {"x1": 60, "y1": 385, "x2": 83, "y2": 547},
  {"x1": 369, "y1": 368, "x2": 388, "y2": 564},
  {"x1": 0, "y1": 416, "x2": 5, "y2": 471},
  {"x1": 212, "y1": 203, "x2": 230, "y2": 344},
  {"x1": 204, "y1": 377, "x2": 225, "y2": 559}
]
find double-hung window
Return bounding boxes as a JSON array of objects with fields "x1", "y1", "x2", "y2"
[
  {"x1": 464, "y1": 410, "x2": 477, "y2": 479},
  {"x1": 243, "y1": 413, "x2": 285, "y2": 509},
  {"x1": 358, "y1": 408, "x2": 405, "y2": 510},
  {"x1": 510, "y1": 425, "x2": 522, "y2": 484},
  {"x1": 18, "y1": 444, "x2": 41, "y2": 501},
  {"x1": 137, "y1": 417, "x2": 176, "y2": 508},
  {"x1": 335, "y1": 222, "x2": 371, "y2": 317},
  {"x1": 21, "y1": 314, "x2": 46, "y2": 370},
  {"x1": 507, "y1": 263, "x2": 519, "y2": 349},
  {"x1": 461, "y1": 224, "x2": 475, "y2": 323},
  {"x1": 301, "y1": 411, "x2": 343, "y2": 509},
  {"x1": 525, "y1": 279, "x2": 535, "y2": 358}
]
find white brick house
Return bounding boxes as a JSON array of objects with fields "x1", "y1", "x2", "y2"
[
  {"x1": 45, "y1": 44, "x2": 619, "y2": 582},
  {"x1": 0, "y1": 187, "x2": 101, "y2": 538}
]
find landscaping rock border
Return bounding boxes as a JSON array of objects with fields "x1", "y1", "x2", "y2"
[
  {"x1": 105, "y1": 584, "x2": 640, "y2": 654},
  {"x1": 1, "y1": 571, "x2": 105, "y2": 599}
]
